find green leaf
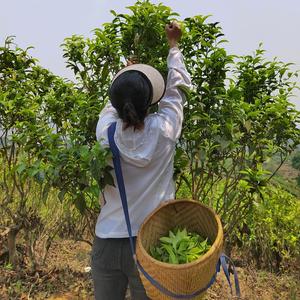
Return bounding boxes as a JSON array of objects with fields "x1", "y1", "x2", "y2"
[
  {"x1": 58, "y1": 189, "x2": 67, "y2": 202},
  {"x1": 160, "y1": 236, "x2": 173, "y2": 244},
  {"x1": 16, "y1": 163, "x2": 26, "y2": 174},
  {"x1": 42, "y1": 183, "x2": 51, "y2": 204},
  {"x1": 110, "y1": 10, "x2": 117, "y2": 16},
  {"x1": 74, "y1": 194, "x2": 86, "y2": 214}
]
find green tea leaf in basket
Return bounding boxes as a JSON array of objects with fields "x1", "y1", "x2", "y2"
[{"x1": 149, "y1": 227, "x2": 211, "y2": 264}]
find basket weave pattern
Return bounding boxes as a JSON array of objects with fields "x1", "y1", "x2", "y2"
[{"x1": 136, "y1": 199, "x2": 223, "y2": 300}]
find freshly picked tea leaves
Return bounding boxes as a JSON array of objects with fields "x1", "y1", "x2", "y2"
[{"x1": 149, "y1": 227, "x2": 211, "y2": 264}]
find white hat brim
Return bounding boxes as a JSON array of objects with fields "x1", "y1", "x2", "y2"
[{"x1": 112, "y1": 64, "x2": 165, "y2": 105}]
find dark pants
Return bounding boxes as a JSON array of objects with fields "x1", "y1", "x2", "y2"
[{"x1": 91, "y1": 236, "x2": 149, "y2": 300}]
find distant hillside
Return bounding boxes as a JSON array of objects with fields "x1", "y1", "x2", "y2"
[{"x1": 266, "y1": 152, "x2": 300, "y2": 198}]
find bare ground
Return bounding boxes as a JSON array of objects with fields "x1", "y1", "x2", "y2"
[{"x1": 0, "y1": 240, "x2": 299, "y2": 300}]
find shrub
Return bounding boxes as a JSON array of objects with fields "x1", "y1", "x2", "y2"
[{"x1": 234, "y1": 185, "x2": 300, "y2": 271}]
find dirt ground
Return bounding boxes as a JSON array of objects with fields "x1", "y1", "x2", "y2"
[{"x1": 0, "y1": 240, "x2": 299, "y2": 300}]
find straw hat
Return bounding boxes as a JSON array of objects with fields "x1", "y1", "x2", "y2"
[{"x1": 112, "y1": 64, "x2": 165, "y2": 105}]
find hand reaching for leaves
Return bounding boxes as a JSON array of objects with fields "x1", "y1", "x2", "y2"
[
  {"x1": 126, "y1": 55, "x2": 139, "y2": 66},
  {"x1": 165, "y1": 21, "x2": 182, "y2": 48}
]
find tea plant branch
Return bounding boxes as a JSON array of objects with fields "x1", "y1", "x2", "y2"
[
  {"x1": 195, "y1": 171, "x2": 210, "y2": 201},
  {"x1": 6, "y1": 139, "x2": 15, "y2": 169},
  {"x1": 190, "y1": 155, "x2": 196, "y2": 199},
  {"x1": 225, "y1": 193, "x2": 252, "y2": 233},
  {"x1": 200, "y1": 173, "x2": 222, "y2": 204},
  {"x1": 1, "y1": 165, "x2": 16, "y2": 208},
  {"x1": 0, "y1": 203, "x2": 16, "y2": 222},
  {"x1": 225, "y1": 199, "x2": 252, "y2": 236},
  {"x1": 266, "y1": 153, "x2": 287, "y2": 183},
  {"x1": 214, "y1": 153, "x2": 239, "y2": 211},
  {"x1": 180, "y1": 173, "x2": 192, "y2": 192},
  {"x1": 216, "y1": 179, "x2": 241, "y2": 214},
  {"x1": 215, "y1": 168, "x2": 243, "y2": 214},
  {"x1": 175, "y1": 175, "x2": 183, "y2": 194},
  {"x1": 194, "y1": 166, "x2": 207, "y2": 199},
  {"x1": 41, "y1": 225, "x2": 62, "y2": 265}
]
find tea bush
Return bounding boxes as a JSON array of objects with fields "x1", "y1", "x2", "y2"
[{"x1": 233, "y1": 184, "x2": 300, "y2": 271}]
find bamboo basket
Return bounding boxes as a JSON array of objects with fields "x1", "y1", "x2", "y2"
[{"x1": 136, "y1": 199, "x2": 223, "y2": 300}]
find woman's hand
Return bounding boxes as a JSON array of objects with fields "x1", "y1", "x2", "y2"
[
  {"x1": 165, "y1": 21, "x2": 182, "y2": 48},
  {"x1": 126, "y1": 55, "x2": 139, "y2": 66}
]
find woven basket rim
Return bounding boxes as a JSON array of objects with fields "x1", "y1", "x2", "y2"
[{"x1": 137, "y1": 199, "x2": 223, "y2": 270}]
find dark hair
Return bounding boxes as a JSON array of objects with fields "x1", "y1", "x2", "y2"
[{"x1": 109, "y1": 70, "x2": 152, "y2": 130}]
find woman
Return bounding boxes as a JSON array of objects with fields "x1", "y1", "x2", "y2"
[{"x1": 92, "y1": 21, "x2": 191, "y2": 300}]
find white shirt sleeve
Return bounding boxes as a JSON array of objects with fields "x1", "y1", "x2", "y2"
[
  {"x1": 158, "y1": 47, "x2": 191, "y2": 141},
  {"x1": 96, "y1": 101, "x2": 118, "y2": 145}
]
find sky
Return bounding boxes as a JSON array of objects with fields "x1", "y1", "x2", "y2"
[{"x1": 1, "y1": 0, "x2": 300, "y2": 109}]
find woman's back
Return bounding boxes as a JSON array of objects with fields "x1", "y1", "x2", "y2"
[{"x1": 95, "y1": 47, "x2": 191, "y2": 238}]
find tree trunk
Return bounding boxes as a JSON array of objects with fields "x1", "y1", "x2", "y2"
[
  {"x1": 7, "y1": 226, "x2": 19, "y2": 267},
  {"x1": 24, "y1": 229, "x2": 38, "y2": 272}
]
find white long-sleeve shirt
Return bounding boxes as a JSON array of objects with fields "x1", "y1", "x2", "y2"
[{"x1": 95, "y1": 47, "x2": 191, "y2": 238}]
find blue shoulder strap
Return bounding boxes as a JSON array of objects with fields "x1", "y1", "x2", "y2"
[{"x1": 107, "y1": 121, "x2": 241, "y2": 299}]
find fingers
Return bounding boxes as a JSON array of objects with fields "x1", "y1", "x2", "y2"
[
  {"x1": 165, "y1": 20, "x2": 182, "y2": 48},
  {"x1": 171, "y1": 21, "x2": 180, "y2": 29},
  {"x1": 126, "y1": 60, "x2": 138, "y2": 66},
  {"x1": 126, "y1": 55, "x2": 138, "y2": 66},
  {"x1": 166, "y1": 21, "x2": 180, "y2": 31}
]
